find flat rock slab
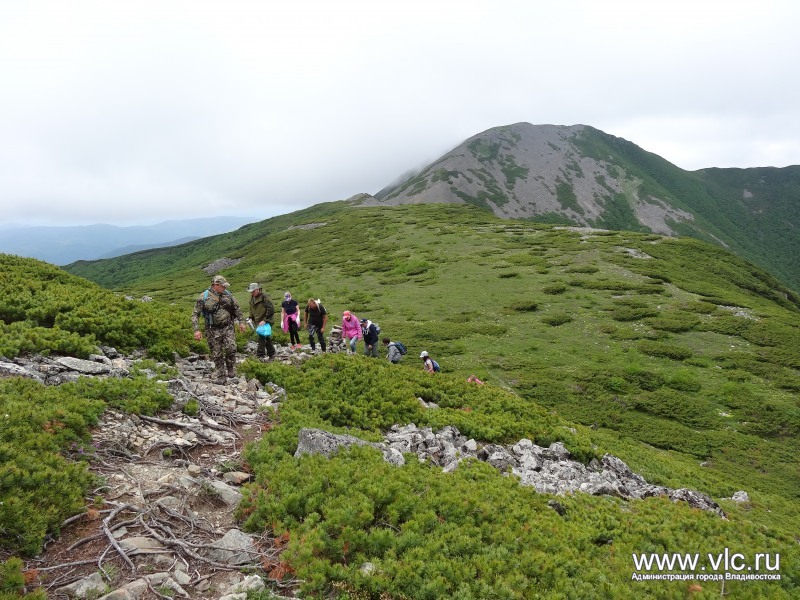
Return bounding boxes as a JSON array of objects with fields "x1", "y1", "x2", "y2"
[{"x1": 55, "y1": 356, "x2": 111, "y2": 374}]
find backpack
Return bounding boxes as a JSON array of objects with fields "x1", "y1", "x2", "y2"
[
  {"x1": 373, "y1": 322, "x2": 381, "y2": 336},
  {"x1": 431, "y1": 360, "x2": 441, "y2": 372},
  {"x1": 394, "y1": 341, "x2": 407, "y2": 355},
  {"x1": 202, "y1": 289, "x2": 233, "y2": 326}
]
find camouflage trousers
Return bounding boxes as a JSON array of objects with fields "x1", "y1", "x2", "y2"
[{"x1": 207, "y1": 325, "x2": 237, "y2": 372}]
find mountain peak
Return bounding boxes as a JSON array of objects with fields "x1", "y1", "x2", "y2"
[
  {"x1": 372, "y1": 122, "x2": 614, "y2": 222},
  {"x1": 367, "y1": 123, "x2": 800, "y2": 291}
]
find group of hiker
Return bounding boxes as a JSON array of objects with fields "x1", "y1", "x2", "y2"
[{"x1": 191, "y1": 275, "x2": 439, "y2": 383}]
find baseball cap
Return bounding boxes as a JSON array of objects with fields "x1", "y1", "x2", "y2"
[
  {"x1": 212, "y1": 275, "x2": 230, "y2": 287},
  {"x1": 420, "y1": 351, "x2": 429, "y2": 358},
  {"x1": 247, "y1": 282, "x2": 260, "y2": 292}
]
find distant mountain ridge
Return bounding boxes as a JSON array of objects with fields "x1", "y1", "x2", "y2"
[
  {"x1": 0, "y1": 217, "x2": 253, "y2": 265},
  {"x1": 366, "y1": 123, "x2": 800, "y2": 291},
  {"x1": 96, "y1": 236, "x2": 200, "y2": 259}
]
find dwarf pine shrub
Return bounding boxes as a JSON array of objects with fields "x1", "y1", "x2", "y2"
[
  {"x1": 508, "y1": 300, "x2": 539, "y2": 312},
  {"x1": 542, "y1": 282, "x2": 568, "y2": 295},
  {"x1": 1, "y1": 254, "x2": 193, "y2": 361},
  {"x1": 645, "y1": 312, "x2": 700, "y2": 332},
  {"x1": 636, "y1": 340, "x2": 694, "y2": 361},
  {"x1": 541, "y1": 312, "x2": 573, "y2": 326},
  {"x1": 0, "y1": 372, "x2": 173, "y2": 556},
  {"x1": 607, "y1": 303, "x2": 659, "y2": 322}
]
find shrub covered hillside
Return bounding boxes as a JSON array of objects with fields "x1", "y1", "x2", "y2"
[
  {"x1": 18, "y1": 203, "x2": 800, "y2": 597},
  {"x1": 237, "y1": 354, "x2": 799, "y2": 599},
  {"x1": 0, "y1": 255, "x2": 190, "y2": 563},
  {"x1": 1, "y1": 254, "x2": 195, "y2": 361}
]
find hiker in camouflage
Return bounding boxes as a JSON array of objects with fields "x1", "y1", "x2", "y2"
[{"x1": 192, "y1": 275, "x2": 246, "y2": 383}]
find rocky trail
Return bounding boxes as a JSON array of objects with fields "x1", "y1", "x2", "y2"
[{"x1": 5, "y1": 345, "x2": 303, "y2": 600}]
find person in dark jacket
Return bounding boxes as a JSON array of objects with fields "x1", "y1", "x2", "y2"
[
  {"x1": 361, "y1": 318, "x2": 380, "y2": 357},
  {"x1": 303, "y1": 298, "x2": 328, "y2": 352},
  {"x1": 281, "y1": 291, "x2": 301, "y2": 349},
  {"x1": 248, "y1": 282, "x2": 275, "y2": 361}
]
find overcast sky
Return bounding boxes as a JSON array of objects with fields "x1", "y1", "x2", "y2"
[{"x1": 1, "y1": 0, "x2": 798, "y2": 227}]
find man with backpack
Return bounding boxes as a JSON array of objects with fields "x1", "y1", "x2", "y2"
[
  {"x1": 192, "y1": 275, "x2": 246, "y2": 383},
  {"x1": 420, "y1": 350, "x2": 440, "y2": 373},
  {"x1": 247, "y1": 282, "x2": 275, "y2": 361},
  {"x1": 383, "y1": 337, "x2": 407, "y2": 364},
  {"x1": 361, "y1": 318, "x2": 380, "y2": 357}
]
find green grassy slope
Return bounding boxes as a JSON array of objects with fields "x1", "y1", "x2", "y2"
[
  {"x1": 575, "y1": 128, "x2": 800, "y2": 292},
  {"x1": 17, "y1": 203, "x2": 800, "y2": 597},
  {"x1": 693, "y1": 165, "x2": 800, "y2": 290}
]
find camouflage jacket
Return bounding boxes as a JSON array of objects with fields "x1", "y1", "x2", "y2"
[{"x1": 192, "y1": 288, "x2": 245, "y2": 331}]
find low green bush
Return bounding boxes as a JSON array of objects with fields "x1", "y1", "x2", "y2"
[
  {"x1": 542, "y1": 282, "x2": 568, "y2": 295},
  {"x1": 508, "y1": 301, "x2": 539, "y2": 312},
  {"x1": 644, "y1": 312, "x2": 700, "y2": 332},
  {"x1": 664, "y1": 369, "x2": 702, "y2": 392},
  {"x1": 0, "y1": 557, "x2": 45, "y2": 598},
  {"x1": 0, "y1": 373, "x2": 172, "y2": 556},
  {"x1": 0, "y1": 379, "x2": 100, "y2": 555},
  {"x1": 541, "y1": 312, "x2": 573, "y2": 326},
  {"x1": 0, "y1": 558, "x2": 24, "y2": 594},
  {"x1": 636, "y1": 340, "x2": 694, "y2": 361},
  {"x1": 632, "y1": 389, "x2": 717, "y2": 429},
  {"x1": 608, "y1": 305, "x2": 659, "y2": 322},
  {"x1": 697, "y1": 314, "x2": 752, "y2": 337},
  {"x1": 0, "y1": 254, "x2": 193, "y2": 362}
]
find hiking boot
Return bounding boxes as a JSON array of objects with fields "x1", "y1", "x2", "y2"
[{"x1": 227, "y1": 367, "x2": 236, "y2": 378}]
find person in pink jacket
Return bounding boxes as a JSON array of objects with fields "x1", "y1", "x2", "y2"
[{"x1": 341, "y1": 310, "x2": 362, "y2": 354}]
